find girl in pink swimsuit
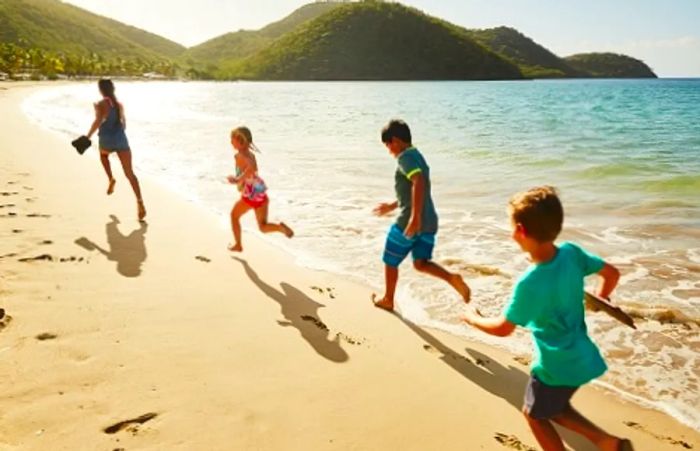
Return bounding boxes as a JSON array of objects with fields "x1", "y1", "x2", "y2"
[{"x1": 226, "y1": 126, "x2": 294, "y2": 252}]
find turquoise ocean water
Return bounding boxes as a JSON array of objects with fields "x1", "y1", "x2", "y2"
[{"x1": 24, "y1": 79, "x2": 700, "y2": 430}]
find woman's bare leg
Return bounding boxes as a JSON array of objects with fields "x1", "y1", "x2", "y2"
[
  {"x1": 116, "y1": 150, "x2": 145, "y2": 220},
  {"x1": 100, "y1": 150, "x2": 116, "y2": 195}
]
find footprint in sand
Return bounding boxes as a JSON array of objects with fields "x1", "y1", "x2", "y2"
[
  {"x1": 335, "y1": 332, "x2": 365, "y2": 346},
  {"x1": 422, "y1": 344, "x2": 471, "y2": 363},
  {"x1": 624, "y1": 421, "x2": 693, "y2": 449},
  {"x1": 58, "y1": 256, "x2": 83, "y2": 262},
  {"x1": 0, "y1": 204, "x2": 16, "y2": 209},
  {"x1": 423, "y1": 344, "x2": 440, "y2": 354},
  {"x1": 195, "y1": 255, "x2": 211, "y2": 263},
  {"x1": 513, "y1": 356, "x2": 531, "y2": 366},
  {"x1": 12, "y1": 229, "x2": 22, "y2": 234},
  {"x1": 0, "y1": 192, "x2": 19, "y2": 196},
  {"x1": 27, "y1": 213, "x2": 51, "y2": 218},
  {"x1": 300, "y1": 315, "x2": 364, "y2": 345},
  {"x1": 18, "y1": 254, "x2": 53, "y2": 262},
  {"x1": 36, "y1": 332, "x2": 57, "y2": 341},
  {"x1": 310, "y1": 286, "x2": 337, "y2": 299},
  {"x1": 301, "y1": 315, "x2": 330, "y2": 332},
  {"x1": 103, "y1": 412, "x2": 158, "y2": 435},
  {"x1": 40, "y1": 240, "x2": 53, "y2": 245},
  {"x1": 475, "y1": 357, "x2": 491, "y2": 367},
  {"x1": 0, "y1": 253, "x2": 18, "y2": 260},
  {"x1": 0, "y1": 313, "x2": 11, "y2": 332},
  {"x1": 494, "y1": 432, "x2": 537, "y2": 450}
]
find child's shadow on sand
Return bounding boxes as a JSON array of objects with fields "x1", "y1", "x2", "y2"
[
  {"x1": 400, "y1": 318, "x2": 597, "y2": 451},
  {"x1": 75, "y1": 215, "x2": 148, "y2": 278},
  {"x1": 234, "y1": 257, "x2": 348, "y2": 363}
]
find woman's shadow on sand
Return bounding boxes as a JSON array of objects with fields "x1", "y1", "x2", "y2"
[
  {"x1": 74, "y1": 215, "x2": 148, "y2": 278},
  {"x1": 399, "y1": 317, "x2": 597, "y2": 451},
  {"x1": 233, "y1": 257, "x2": 348, "y2": 363}
]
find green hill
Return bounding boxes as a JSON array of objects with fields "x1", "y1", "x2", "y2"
[
  {"x1": 564, "y1": 52, "x2": 657, "y2": 78},
  {"x1": 0, "y1": 0, "x2": 658, "y2": 81},
  {"x1": 466, "y1": 26, "x2": 581, "y2": 78},
  {"x1": 183, "y1": 2, "x2": 343, "y2": 65},
  {"x1": 0, "y1": 0, "x2": 186, "y2": 76},
  {"x1": 225, "y1": 2, "x2": 523, "y2": 80},
  {"x1": 0, "y1": 0, "x2": 184, "y2": 58}
]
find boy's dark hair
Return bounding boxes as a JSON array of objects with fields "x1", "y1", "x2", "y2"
[
  {"x1": 508, "y1": 186, "x2": 563, "y2": 243},
  {"x1": 381, "y1": 119, "x2": 411, "y2": 144}
]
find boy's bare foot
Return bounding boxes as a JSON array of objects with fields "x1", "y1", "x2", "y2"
[
  {"x1": 596, "y1": 436, "x2": 634, "y2": 451},
  {"x1": 107, "y1": 178, "x2": 116, "y2": 195},
  {"x1": 371, "y1": 293, "x2": 394, "y2": 311},
  {"x1": 449, "y1": 274, "x2": 471, "y2": 303},
  {"x1": 281, "y1": 222, "x2": 294, "y2": 238},
  {"x1": 617, "y1": 439, "x2": 634, "y2": 451},
  {"x1": 228, "y1": 243, "x2": 243, "y2": 252},
  {"x1": 137, "y1": 200, "x2": 146, "y2": 221},
  {"x1": 599, "y1": 438, "x2": 633, "y2": 451}
]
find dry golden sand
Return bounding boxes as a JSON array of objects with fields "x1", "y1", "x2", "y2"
[{"x1": 1, "y1": 82, "x2": 698, "y2": 450}]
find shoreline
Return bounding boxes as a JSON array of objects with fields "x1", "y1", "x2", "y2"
[
  {"x1": 20, "y1": 79, "x2": 700, "y2": 431},
  {"x1": 1, "y1": 82, "x2": 699, "y2": 450}
]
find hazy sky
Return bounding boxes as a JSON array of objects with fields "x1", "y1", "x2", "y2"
[{"x1": 63, "y1": 0, "x2": 700, "y2": 77}]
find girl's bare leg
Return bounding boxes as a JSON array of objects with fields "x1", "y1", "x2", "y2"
[
  {"x1": 230, "y1": 199, "x2": 252, "y2": 251},
  {"x1": 254, "y1": 200, "x2": 293, "y2": 238}
]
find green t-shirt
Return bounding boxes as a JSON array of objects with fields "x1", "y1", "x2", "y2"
[
  {"x1": 394, "y1": 147, "x2": 438, "y2": 234},
  {"x1": 505, "y1": 242, "x2": 608, "y2": 387}
]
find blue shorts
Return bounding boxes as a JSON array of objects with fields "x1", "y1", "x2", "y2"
[
  {"x1": 524, "y1": 375, "x2": 579, "y2": 419},
  {"x1": 99, "y1": 132, "x2": 130, "y2": 152},
  {"x1": 382, "y1": 224, "x2": 436, "y2": 268}
]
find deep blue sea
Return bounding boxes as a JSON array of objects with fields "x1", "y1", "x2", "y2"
[{"x1": 24, "y1": 78, "x2": 700, "y2": 429}]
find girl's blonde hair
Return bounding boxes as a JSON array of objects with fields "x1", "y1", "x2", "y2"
[
  {"x1": 231, "y1": 126, "x2": 260, "y2": 152},
  {"x1": 231, "y1": 126, "x2": 252, "y2": 144}
]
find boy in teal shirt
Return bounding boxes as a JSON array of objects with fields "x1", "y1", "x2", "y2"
[
  {"x1": 372, "y1": 119, "x2": 470, "y2": 311},
  {"x1": 462, "y1": 186, "x2": 633, "y2": 451}
]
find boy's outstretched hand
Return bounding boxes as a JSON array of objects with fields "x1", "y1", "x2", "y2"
[
  {"x1": 373, "y1": 202, "x2": 397, "y2": 217},
  {"x1": 403, "y1": 221, "x2": 418, "y2": 239},
  {"x1": 226, "y1": 175, "x2": 238, "y2": 185}
]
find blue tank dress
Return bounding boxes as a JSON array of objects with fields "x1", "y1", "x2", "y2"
[{"x1": 98, "y1": 99, "x2": 130, "y2": 151}]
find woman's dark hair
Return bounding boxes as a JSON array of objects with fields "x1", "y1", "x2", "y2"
[
  {"x1": 98, "y1": 79, "x2": 122, "y2": 123},
  {"x1": 381, "y1": 119, "x2": 412, "y2": 144}
]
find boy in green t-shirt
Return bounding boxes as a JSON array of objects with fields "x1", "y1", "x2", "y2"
[
  {"x1": 462, "y1": 186, "x2": 633, "y2": 451},
  {"x1": 372, "y1": 119, "x2": 471, "y2": 311}
]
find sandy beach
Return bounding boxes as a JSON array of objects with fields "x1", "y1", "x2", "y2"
[{"x1": 1, "y1": 82, "x2": 698, "y2": 451}]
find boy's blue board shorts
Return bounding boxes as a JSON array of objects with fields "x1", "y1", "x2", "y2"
[
  {"x1": 382, "y1": 224, "x2": 436, "y2": 267},
  {"x1": 524, "y1": 375, "x2": 579, "y2": 419}
]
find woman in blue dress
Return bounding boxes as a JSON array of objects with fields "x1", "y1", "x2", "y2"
[{"x1": 86, "y1": 79, "x2": 146, "y2": 221}]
